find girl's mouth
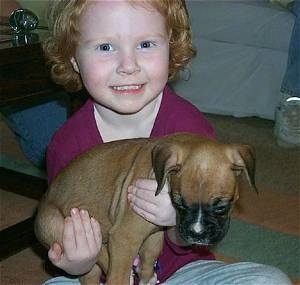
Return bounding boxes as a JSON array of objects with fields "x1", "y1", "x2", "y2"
[{"x1": 111, "y1": 84, "x2": 143, "y2": 91}]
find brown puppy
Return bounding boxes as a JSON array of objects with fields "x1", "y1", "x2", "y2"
[{"x1": 34, "y1": 133, "x2": 257, "y2": 285}]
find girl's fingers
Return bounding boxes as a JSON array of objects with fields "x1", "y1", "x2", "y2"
[
  {"x1": 79, "y1": 209, "x2": 99, "y2": 251},
  {"x1": 48, "y1": 242, "x2": 63, "y2": 264},
  {"x1": 69, "y1": 208, "x2": 88, "y2": 250},
  {"x1": 134, "y1": 179, "x2": 157, "y2": 191},
  {"x1": 62, "y1": 215, "x2": 77, "y2": 252},
  {"x1": 130, "y1": 203, "x2": 156, "y2": 222},
  {"x1": 91, "y1": 217, "x2": 102, "y2": 250}
]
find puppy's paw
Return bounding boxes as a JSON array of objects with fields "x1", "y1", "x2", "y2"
[
  {"x1": 139, "y1": 273, "x2": 158, "y2": 285},
  {"x1": 129, "y1": 269, "x2": 135, "y2": 285}
]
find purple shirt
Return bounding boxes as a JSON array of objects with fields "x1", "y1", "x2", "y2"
[{"x1": 46, "y1": 85, "x2": 216, "y2": 282}]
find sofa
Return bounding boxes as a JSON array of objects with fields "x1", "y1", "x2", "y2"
[{"x1": 172, "y1": 0, "x2": 295, "y2": 120}]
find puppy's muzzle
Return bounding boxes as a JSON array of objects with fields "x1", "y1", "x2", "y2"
[{"x1": 175, "y1": 200, "x2": 232, "y2": 246}]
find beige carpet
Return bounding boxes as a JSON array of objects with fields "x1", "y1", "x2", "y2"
[{"x1": 0, "y1": 187, "x2": 50, "y2": 284}]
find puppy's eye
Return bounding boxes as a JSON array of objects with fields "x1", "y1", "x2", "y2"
[
  {"x1": 231, "y1": 164, "x2": 244, "y2": 176},
  {"x1": 212, "y1": 199, "x2": 231, "y2": 215}
]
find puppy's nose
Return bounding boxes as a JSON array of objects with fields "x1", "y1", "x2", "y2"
[{"x1": 191, "y1": 222, "x2": 204, "y2": 234}]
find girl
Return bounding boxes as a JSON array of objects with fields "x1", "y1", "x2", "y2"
[{"x1": 43, "y1": 1, "x2": 291, "y2": 284}]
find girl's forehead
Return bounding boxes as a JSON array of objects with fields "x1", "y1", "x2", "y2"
[
  {"x1": 82, "y1": 0, "x2": 163, "y2": 19},
  {"x1": 78, "y1": 0, "x2": 167, "y2": 36}
]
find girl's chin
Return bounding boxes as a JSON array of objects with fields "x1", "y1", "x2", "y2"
[
  {"x1": 114, "y1": 106, "x2": 144, "y2": 115},
  {"x1": 97, "y1": 102, "x2": 144, "y2": 115},
  {"x1": 109, "y1": 99, "x2": 149, "y2": 115},
  {"x1": 93, "y1": 98, "x2": 144, "y2": 113}
]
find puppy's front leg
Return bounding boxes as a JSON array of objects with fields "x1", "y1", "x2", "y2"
[
  {"x1": 106, "y1": 212, "x2": 157, "y2": 284},
  {"x1": 106, "y1": 232, "x2": 139, "y2": 284},
  {"x1": 79, "y1": 264, "x2": 101, "y2": 285},
  {"x1": 138, "y1": 231, "x2": 163, "y2": 285}
]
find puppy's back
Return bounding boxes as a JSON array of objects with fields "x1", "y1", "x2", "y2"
[{"x1": 34, "y1": 137, "x2": 151, "y2": 249}]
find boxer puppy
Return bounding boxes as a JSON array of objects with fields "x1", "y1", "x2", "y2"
[{"x1": 34, "y1": 133, "x2": 257, "y2": 285}]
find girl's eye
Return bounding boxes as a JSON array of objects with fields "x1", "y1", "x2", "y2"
[
  {"x1": 138, "y1": 41, "x2": 154, "y2": 49},
  {"x1": 96, "y1": 43, "x2": 113, "y2": 51}
]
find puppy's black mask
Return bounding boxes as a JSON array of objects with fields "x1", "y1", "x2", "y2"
[{"x1": 172, "y1": 193, "x2": 232, "y2": 246}]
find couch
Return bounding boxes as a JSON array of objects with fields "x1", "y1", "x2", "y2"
[{"x1": 173, "y1": 0, "x2": 295, "y2": 120}]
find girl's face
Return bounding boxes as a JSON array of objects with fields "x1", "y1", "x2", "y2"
[{"x1": 71, "y1": 0, "x2": 169, "y2": 114}]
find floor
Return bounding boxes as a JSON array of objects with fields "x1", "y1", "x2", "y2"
[
  {"x1": 0, "y1": 191, "x2": 52, "y2": 284},
  {"x1": 0, "y1": 120, "x2": 52, "y2": 284}
]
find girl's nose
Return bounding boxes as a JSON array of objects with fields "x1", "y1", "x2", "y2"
[{"x1": 117, "y1": 50, "x2": 141, "y2": 75}]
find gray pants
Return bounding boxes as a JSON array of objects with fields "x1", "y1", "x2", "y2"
[{"x1": 43, "y1": 260, "x2": 292, "y2": 285}]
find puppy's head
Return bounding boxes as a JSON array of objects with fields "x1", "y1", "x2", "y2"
[{"x1": 152, "y1": 135, "x2": 257, "y2": 246}]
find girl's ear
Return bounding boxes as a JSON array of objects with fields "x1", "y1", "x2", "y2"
[{"x1": 70, "y1": 57, "x2": 80, "y2": 73}]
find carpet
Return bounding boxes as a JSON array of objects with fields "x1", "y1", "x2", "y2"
[{"x1": 213, "y1": 184, "x2": 300, "y2": 283}]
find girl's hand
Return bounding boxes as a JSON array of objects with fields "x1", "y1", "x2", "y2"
[
  {"x1": 128, "y1": 179, "x2": 176, "y2": 226},
  {"x1": 48, "y1": 208, "x2": 102, "y2": 276}
]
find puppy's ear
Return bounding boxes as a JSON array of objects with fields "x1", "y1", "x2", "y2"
[
  {"x1": 152, "y1": 143, "x2": 181, "y2": 196},
  {"x1": 230, "y1": 144, "x2": 258, "y2": 193}
]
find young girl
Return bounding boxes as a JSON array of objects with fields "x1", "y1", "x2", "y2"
[{"x1": 43, "y1": 0, "x2": 291, "y2": 284}]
